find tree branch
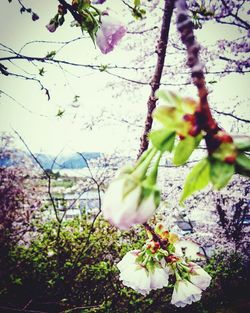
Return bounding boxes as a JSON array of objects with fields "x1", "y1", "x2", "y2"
[
  {"x1": 137, "y1": 0, "x2": 175, "y2": 157},
  {"x1": 220, "y1": 0, "x2": 250, "y2": 30},
  {"x1": 175, "y1": 0, "x2": 223, "y2": 154}
]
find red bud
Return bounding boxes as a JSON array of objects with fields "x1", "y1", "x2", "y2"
[
  {"x1": 215, "y1": 131, "x2": 233, "y2": 143},
  {"x1": 224, "y1": 155, "x2": 236, "y2": 164},
  {"x1": 178, "y1": 134, "x2": 186, "y2": 141},
  {"x1": 188, "y1": 125, "x2": 200, "y2": 137},
  {"x1": 183, "y1": 114, "x2": 195, "y2": 124}
]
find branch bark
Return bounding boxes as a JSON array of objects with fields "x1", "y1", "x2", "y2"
[
  {"x1": 175, "y1": 0, "x2": 223, "y2": 154},
  {"x1": 137, "y1": 0, "x2": 175, "y2": 158}
]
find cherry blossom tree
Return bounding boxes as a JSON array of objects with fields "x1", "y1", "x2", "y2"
[
  {"x1": 0, "y1": 134, "x2": 41, "y2": 244},
  {"x1": 0, "y1": 0, "x2": 249, "y2": 308}
]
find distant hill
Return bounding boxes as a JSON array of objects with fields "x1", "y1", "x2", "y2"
[
  {"x1": 0, "y1": 151, "x2": 101, "y2": 170},
  {"x1": 59, "y1": 152, "x2": 100, "y2": 169},
  {"x1": 35, "y1": 152, "x2": 101, "y2": 170}
]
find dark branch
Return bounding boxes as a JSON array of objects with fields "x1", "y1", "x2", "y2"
[{"x1": 137, "y1": 0, "x2": 175, "y2": 157}]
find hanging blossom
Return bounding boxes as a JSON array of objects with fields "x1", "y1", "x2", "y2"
[
  {"x1": 117, "y1": 250, "x2": 169, "y2": 295},
  {"x1": 96, "y1": 11, "x2": 127, "y2": 54},
  {"x1": 45, "y1": 2, "x2": 126, "y2": 55},
  {"x1": 46, "y1": 19, "x2": 58, "y2": 33},
  {"x1": 174, "y1": 239, "x2": 201, "y2": 260},
  {"x1": 171, "y1": 280, "x2": 202, "y2": 307},
  {"x1": 171, "y1": 262, "x2": 212, "y2": 307},
  {"x1": 102, "y1": 148, "x2": 161, "y2": 229},
  {"x1": 117, "y1": 224, "x2": 212, "y2": 307}
]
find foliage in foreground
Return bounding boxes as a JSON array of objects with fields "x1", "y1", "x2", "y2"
[{"x1": 0, "y1": 217, "x2": 249, "y2": 313}]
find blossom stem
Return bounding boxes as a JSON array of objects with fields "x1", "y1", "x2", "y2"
[
  {"x1": 90, "y1": 5, "x2": 101, "y2": 21},
  {"x1": 143, "y1": 223, "x2": 166, "y2": 249},
  {"x1": 135, "y1": 147, "x2": 154, "y2": 169},
  {"x1": 132, "y1": 148, "x2": 157, "y2": 180},
  {"x1": 145, "y1": 152, "x2": 163, "y2": 186}
]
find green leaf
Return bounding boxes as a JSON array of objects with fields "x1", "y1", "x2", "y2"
[
  {"x1": 149, "y1": 129, "x2": 175, "y2": 152},
  {"x1": 58, "y1": 15, "x2": 65, "y2": 26},
  {"x1": 212, "y1": 142, "x2": 236, "y2": 161},
  {"x1": 39, "y1": 67, "x2": 45, "y2": 76},
  {"x1": 134, "y1": 0, "x2": 140, "y2": 6},
  {"x1": 235, "y1": 153, "x2": 250, "y2": 177},
  {"x1": 235, "y1": 140, "x2": 250, "y2": 152},
  {"x1": 153, "y1": 189, "x2": 160, "y2": 207},
  {"x1": 236, "y1": 153, "x2": 250, "y2": 170},
  {"x1": 45, "y1": 50, "x2": 56, "y2": 59},
  {"x1": 56, "y1": 108, "x2": 65, "y2": 117},
  {"x1": 173, "y1": 136, "x2": 196, "y2": 166},
  {"x1": 194, "y1": 133, "x2": 203, "y2": 147},
  {"x1": 99, "y1": 64, "x2": 108, "y2": 72},
  {"x1": 210, "y1": 159, "x2": 234, "y2": 189},
  {"x1": 153, "y1": 106, "x2": 177, "y2": 128},
  {"x1": 156, "y1": 90, "x2": 182, "y2": 108},
  {"x1": 180, "y1": 158, "x2": 210, "y2": 204}
]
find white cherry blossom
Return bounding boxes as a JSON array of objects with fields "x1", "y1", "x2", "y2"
[
  {"x1": 117, "y1": 251, "x2": 169, "y2": 295},
  {"x1": 171, "y1": 280, "x2": 202, "y2": 307},
  {"x1": 174, "y1": 240, "x2": 200, "y2": 260},
  {"x1": 189, "y1": 263, "x2": 212, "y2": 290}
]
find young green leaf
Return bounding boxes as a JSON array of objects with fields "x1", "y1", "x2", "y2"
[
  {"x1": 210, "y1": 159, "x2": 234, "y2": 189},
  {"x1": 180, "y1": 158, "x2": 210, "y2": 204},
  {"x1": 235, "y1": 153, "x2": 250, "y2": 177},
  {"x1": 236, "y1": 153, "x2": 250, "y2": 170},
  {"x1": 149, "y1": 129, "x2": 175, "y2": 152},
  {"x1": 235, "y1": 140, "x2": 250, "y2": 152},
  {"x1": 156, "y1": 90, "x2": 182, "y2": 108},
  {"x1": 45, "y1": 50, "x2": 56, "y2": 59},
  {"x1": 134, "y1": 0, "x2": 141, "y2": 6},
  {"x1": 173, "y1": 136, "x2": 195, "y2": 166},
  {"x1": 194, "y1": 133, "x2": 203, "y2": 148}
]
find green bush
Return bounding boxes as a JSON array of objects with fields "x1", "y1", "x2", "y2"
[{"x1": 0, "y1": 216, "x2": 249, "y2": 313}]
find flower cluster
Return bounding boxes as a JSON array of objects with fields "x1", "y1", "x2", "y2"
[
  {"x1": 117, "y1": 225, "x2": 211, "y2": 307},
  {"x1": 153, "y1": 90, "x2": 201, "y2": 140}
]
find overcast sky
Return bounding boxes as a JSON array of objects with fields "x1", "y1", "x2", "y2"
[{"x1": 0, "y1": 0, "x2": 249, "y2": 156}]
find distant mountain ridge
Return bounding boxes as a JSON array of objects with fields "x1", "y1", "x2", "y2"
[
  {"x1": 35, "y1": 152, "x2": 101, "y2": 169},
  {"x1": 0, "y1": 151, "x2": 101, "y2": 170}
]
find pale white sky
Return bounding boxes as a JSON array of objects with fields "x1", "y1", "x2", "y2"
[{"x1": 0, "y1": 0, "x2": 249, "y2": 156}]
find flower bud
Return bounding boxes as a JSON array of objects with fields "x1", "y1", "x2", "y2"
[
  {"x1": 46, "y1": 21, "x2": 58, "y2": 33},
  {"x1": 166, "y1": 254, "x2": 179, "y2": 263},
  {"x1": 188, "y1": 125, "x2": 200, "y2": 137},
  {"x1": 224, "y1": 155, "x2": 236, "y2": 164},
  {"x1": 102, "y1": 176, "x2": 160, "y2": 230},
  {"x1": 215, "y1": 131, "x2": 233, "y2": 143},
  {"x1": 58, "y1": 4, "x2": 67, "y2": 15},
  {"x1": 183, "y1": 113, "x2": 195, "y2": 124},
  {"x1": 147, "y1": 240, "x2": 160, "y2": 254},
  {"x1": 178, "y1": 134, "x2": 186, "y2": 141}
]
